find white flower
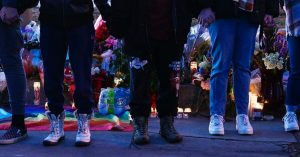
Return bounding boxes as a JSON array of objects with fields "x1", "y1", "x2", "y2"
[
  {"x1": 94, "y1": 67, "x2": 100, "y2": 74},
  {"x1": 91, "y1": 67, "x2": 101, "y2": 75},
  {"x1": 262, "y1": 52, "x2": 284, "y2": 70},
  {"x1": 114, "y1": 77, "x2": 123, "y2": 86},
  {"x1": 91, "y1": 68, "x2": 95, "y2": 75}
]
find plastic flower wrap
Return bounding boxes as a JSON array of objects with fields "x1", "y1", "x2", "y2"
[
  {"x1": 193, "y1": 56, "x2": 212, "y2": 91},
  {"x1": 98, "y1": 88, "x2": 130, "y2": 116},
  {"x1": 0, "y1": 72, "x2": 7, "y2": 92},
  {"x1": 198, "y1": 57, "x2": 211, "y2": 80},
  {"x1": 22, "y1": 21, "x2": 40, "y2": 50},
  {"x1": 95, "y1": 16, "x2": 110, "y2": 42},
  {"x1": 184, "y1": 24, "x2": 208, "y2": 63},
  {"x1": 101, "y1": 49, "x2": 116, "y2": 73},
  {"x1": 253, "y1": 26, "x2": 289, "y2": 72}
]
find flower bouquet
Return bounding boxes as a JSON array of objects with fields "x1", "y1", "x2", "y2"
[{"x1": 253, "y1": 26, "x2": 288, "y2": 117}]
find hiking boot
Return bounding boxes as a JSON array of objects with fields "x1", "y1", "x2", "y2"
[
  {"x1": 75, "y1": 111, "x2": 91, "y2": 147},
  {"x1": 43, "y1": 111, "x2": 65, "y2": 146},
  {"x1": 159, "y1": 116, "x2": 183, "y2": 143},
  {"x1": 132, "y1": 117, "x2": 150, "y2": 145},
  {"x1": 0, "y1": 126, "x2": 27, "y2": 145}
]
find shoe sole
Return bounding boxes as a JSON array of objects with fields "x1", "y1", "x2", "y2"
[
  {"x1": 133, "y1": 137, "x2": 150, "y2": 145},
  {"x1": 209, "y1": 130, "x2": 224, "y2": 136},
  {"x1": 159, "y1": 132, "x2": 183, "y2": 143},
  {"x1": 0, "y1": 134, "x2": 28, "y2": 145},
  {"x1": 43, "y1": 136, "x2": 65, "y2": 146},
  {"x1": 75, "y1": 141, "x2": 91, "y2": 147},
  {"x1": 160, "y1": 135, "x2": 183, "y2": 143},
  {"x1": 236, "y1": 128, "x2": 253, "y2": 135},
  {"x1": 285, "y1": 127, "x2": 300, "y2": 132},
  {"x1": 237, "y1": 130, "x2": 254, "y2": 135}
]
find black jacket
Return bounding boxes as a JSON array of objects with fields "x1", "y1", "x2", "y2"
[
  {"x1": 39, "y1": 0, "x2": 106, "y2": 27},
  {"x1": 99, "y1": 0, "x2": 210, "y2": 58},
  {"x1": 205, "y1": 0, "x2": 280, "y2": 23},
  {"x1": 0, "y1": 0, "x2": 39, "y2": 14}
]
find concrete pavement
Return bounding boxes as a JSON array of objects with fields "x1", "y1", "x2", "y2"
[{"x1": 0, "y1": 117, "x2": 297, "y2": 157}]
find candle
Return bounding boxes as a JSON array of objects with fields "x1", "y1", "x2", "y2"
[
  {"x1": 190, "y1": 61, "x2": 198, "y2": 71},
  {"x1": 150, "y1": 107, "x2": 157, "y2": 118},
  {"x1": 33, "y1": 82, "x2": 41, "y2": 105},
  {"x1": 249, "y1": 92, "x2": 263, "y2": 120},
  {"x1": 177, "y1": 108, "x2": 184, "y2": 119},
  {"x1": 183, "y1": 108, "x2": 192, "y2": 119}
]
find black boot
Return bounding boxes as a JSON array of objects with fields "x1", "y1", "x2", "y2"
[
  {"x1": 132, "y1": 117, "x2": 150, "y2": 145},
  {"x1": 160, "y1": 116, "x2": 183, "y2": 143}
]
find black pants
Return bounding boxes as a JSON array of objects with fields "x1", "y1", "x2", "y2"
[
  {"x1": 40, "y1": 23, "x2": 95, "y2": 115},
  {"x1": 0, "y1": 20, "x2": 26, "y2": 115},
  {"x1": 129, "y1": 38, "x2": 180, "y2": 118}
]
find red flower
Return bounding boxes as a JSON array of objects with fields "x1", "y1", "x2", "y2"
[{"x1": 95, "y1": 20, "x2": 110, "y2": 42}]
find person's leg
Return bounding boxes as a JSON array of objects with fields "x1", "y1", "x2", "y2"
[
  {"x1": 286, "y1": 36, "x2": 300, "y2": 110},
  {"x1": 129, "y1": 54, "x2": 152, "y2": 145},
  {"x1": 67, "y1": 23, "x2": 94, "y2": 115},
  {"x1": 208, "y1": 19, "x2": 236, "y2": 135},
  {"x1": 67, "y1": 23, "x2": 94, "y2": 146},
  {"x1": 0, "y1": 21, "x2": 27, "y2": 144},
  {"x1": 40, "y1": 24, "x2": 67, "y2": 116},
  {"x1": 40, "y1": 24, "x2": 67, "y2": 146},
  {"x1": 232, "y1": 19, "x2": 258, "y2": 114},
  {"x1": 283, "y1": 36, "x2": 300, "y2": 132},
  {"x1": 232, "y1": 18, "x2": 258, "y2": 135},
  {"x1": 208, "y1": 19, "x2": 236, "y2": 116},
  {"x1": 152, "y1": 38, "x2": 182, "y2": 143},
  {"x1": 153, "y1": 40, "x2": 178, "y2": 118}
]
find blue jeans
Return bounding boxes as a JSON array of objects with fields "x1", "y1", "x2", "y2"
[
  {"x1": 285, "y1": 36, "x2": 300, "y2": 112},
  {"x1": 0, "y1": 21, "x2": 27, "y2": 115},
  {"x1": 208, "y1": 18, "x2": 258, "y2": 116},
  {"x1": 40, "y1": 23, "x2": 95, "y2": 115}
]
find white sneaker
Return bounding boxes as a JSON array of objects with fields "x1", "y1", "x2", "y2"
[
  {"x1": 236, "y1": 114, "x2": 253, "y2": 135},
  {"x1": 209, "y1": 114, "x2": 225, "y2": 136},
  {"x1": 43, "y1": 111, "x2": 65, "y2": 146},
  {"x1": 75, "y1": 111, "x2": 91, "y2": 146},
  {"x1": 283, "y1": 112, "x2": 299, "y2": 132}
]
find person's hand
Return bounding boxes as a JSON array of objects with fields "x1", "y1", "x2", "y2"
[
  {"x1": 264, "y1": 14, "x2": 275, "y2": 27},
  {"x1": 0, "y1": 7, "x2": 19, "y2": 25},
  {"x1": 198, "y1": 8, "x2": 215, "y2": 27}
]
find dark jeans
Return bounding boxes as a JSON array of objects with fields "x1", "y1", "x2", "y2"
[
  {"x1": 0, "y1": 20, "x2": 26, "y2": 115},
  {"x1": 286, "y1": 36, "x2": 300, "y2": 112},
  {"x1": 129, "y1": 38, "x2": 179, "y2": 118},
  {"x1": 40, "y1": 23, "x2": 95, "y2": 115}
]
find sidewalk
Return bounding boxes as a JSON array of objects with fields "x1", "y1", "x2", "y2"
[{"x1": 0, "y1": 117, "x2": 296, "y2": 157}]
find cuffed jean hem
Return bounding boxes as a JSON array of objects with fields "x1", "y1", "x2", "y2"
[{"x1": 286, "y1": 105, "x2": 299, "y2": 112}]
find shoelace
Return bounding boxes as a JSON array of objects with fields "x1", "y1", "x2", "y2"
[
  {"x1": 211, "y1": 115, "x2": 224, "y2": 126},
  {"x1": 238, "y1": 115, "x2": 249, "y2": 126},
  {"x1": 50, "y1": 121, "x2": 60, "y2": 136},
  {"x1": 284, "y1": 113, "x2": 297, "y2": 124},
  {"x1": 78, "y1": 118, "x2": 89, "y2": 135}
]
